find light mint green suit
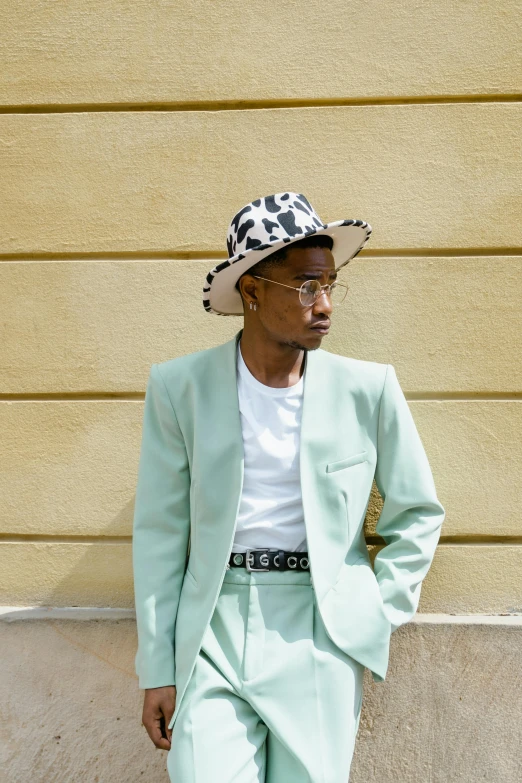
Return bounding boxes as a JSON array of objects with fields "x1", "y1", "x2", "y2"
[{"x1": 132, "y1": 327, "x2": 445, "y2": 775}]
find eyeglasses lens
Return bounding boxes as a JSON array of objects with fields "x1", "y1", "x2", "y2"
[{"x1": 300, "y1": 280, "x2": 348, "y2": 306}]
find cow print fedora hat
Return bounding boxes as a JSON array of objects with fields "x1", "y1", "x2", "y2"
[{"x1": 203, "y1": 191, "x2": 372, "y2": 316}]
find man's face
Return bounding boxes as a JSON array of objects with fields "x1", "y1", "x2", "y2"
[{"x1": 249, "y1": 245, "x2": 337, "y2": 351}]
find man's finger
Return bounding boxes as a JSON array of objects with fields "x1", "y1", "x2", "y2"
[{"x1": 143, "y1": 710, "x2": 172, "y2": 751}]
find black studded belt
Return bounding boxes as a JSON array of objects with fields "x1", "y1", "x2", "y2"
[{"x1": 228, "y1": 548, "x2": 310, "y2": 573}]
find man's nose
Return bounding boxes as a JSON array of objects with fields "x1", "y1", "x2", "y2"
[{"x1": 313, "y1": 289, "x2": 333, "y2": 315}]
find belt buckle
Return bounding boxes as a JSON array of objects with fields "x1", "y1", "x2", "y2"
[{"x1": 245, "y1": 548, "x2": 271, "y2": 572}]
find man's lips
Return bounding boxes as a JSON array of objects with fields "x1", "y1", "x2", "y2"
[{"x1": 310, "y1": 322, "x2": 330, "y2": 332}]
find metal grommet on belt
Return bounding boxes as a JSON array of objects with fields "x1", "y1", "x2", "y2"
[{"x1": 228, "y1": 549, "x2": 310, "y2": 572}]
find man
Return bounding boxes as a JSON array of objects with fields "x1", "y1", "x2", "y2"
[{"x1": 132, "y1": 192, "x2": 445, "y2": 782}]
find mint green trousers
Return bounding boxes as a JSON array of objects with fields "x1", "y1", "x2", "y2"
[{"x1": 168, "y1": 565, "x2": 364, "y2": 783}]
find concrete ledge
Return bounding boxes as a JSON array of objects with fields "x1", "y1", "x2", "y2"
[{"x1": 1, "y1": 611, "x2": 521, "y2": 781}]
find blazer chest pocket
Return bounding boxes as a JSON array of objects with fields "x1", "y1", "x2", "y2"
[{"x1": 326, "y1": 449, "x2": 368, "y2": 473}]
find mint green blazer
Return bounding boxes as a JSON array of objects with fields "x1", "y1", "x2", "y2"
[{"x1": 132, "y1": 328, "x2": 445, "y2": 728}]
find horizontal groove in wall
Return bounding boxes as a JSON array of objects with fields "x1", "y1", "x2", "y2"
[
  {"x1": 0, "y1": 535, "x2": 133, "y2": 544},
  {"x1": 0, "y1": 248, "x2": 521, "y2": 263},
  {"x1": 0, "y1": 93, "x2": 521, "y2": 114},
  {"x1": 1, "y1": 535, "x2": 522, "y2": 546},
  {"x1": 0, "y1": 251, "x2": 226, "y2": 262},
  {"x1": 369, "y1": 536, "x2": 522, "y2": 546},
  {"x1": 0, "y1": 393, "x2": 145, "y2": 401},
  {"x1": 405, "y1": 393, "x2": 522, "y2": 401},
  {"x1": 1, "y1": 608, "x2": 520, "y2": 623},
  {"x1": 1, "y1": 393, "x2": 522, "y2": 402}
]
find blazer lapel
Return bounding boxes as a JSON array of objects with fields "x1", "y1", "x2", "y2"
[
  {"x1": 193, "y1": 328, "x2": 245, "y2": 569},
  {"x1": 299, "y1": 341, "x2": 340, "y2": 604}
]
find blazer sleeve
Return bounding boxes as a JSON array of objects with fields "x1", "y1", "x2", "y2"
[
  {"x1": 373, "y1": 363, "x2": 445, "y2": 633},
  {"x1": 132, "y1": 362, "x2": 191, "y2": 689}
]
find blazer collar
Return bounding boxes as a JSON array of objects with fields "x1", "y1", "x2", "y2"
[
  {"x1": 226, "y1": 326, "x2": 323, "y2": 389},
  {"x1": 219, "y1": 327, "x2": 329, "y2": 444}
]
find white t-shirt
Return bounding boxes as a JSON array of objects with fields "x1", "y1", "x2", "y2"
[{"x1": 231, "y1": 340, "x2": 308, "y2": 553}]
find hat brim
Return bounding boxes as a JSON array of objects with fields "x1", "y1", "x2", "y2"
[{"x1": 203, "y1": 219, "x2": 372, "y2": 316}]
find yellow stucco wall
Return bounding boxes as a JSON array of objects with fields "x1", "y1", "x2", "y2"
[{"x1": 1, "y1": 1, "x2": 521, "y2": 614}]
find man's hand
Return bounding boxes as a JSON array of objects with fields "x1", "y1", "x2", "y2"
[{"x1": 142, "y1": 685, "x2": 176, "y2": 750}]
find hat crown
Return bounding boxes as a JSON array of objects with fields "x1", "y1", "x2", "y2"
[{"x1": 226, "y1": 192, "x2": 327, "y2": 259}]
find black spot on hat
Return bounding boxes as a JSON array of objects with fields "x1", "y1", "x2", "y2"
[
  {"x1": 246, "y1": 235, "x2": 263, "y2": 250},
  {"x1": 294, "y1": 201, "x2": 310, "y2": 215},
  {"x1": 237, "y1": 218, "x2": 255, "y2": 245},
  {"x1": 296, "y1": 194, "x2": 314, "y2": 212},
  {"x1": 280, "y1": 193, "x2": 290, "y2": 200},
  {"x1": 262, "y1": 218, "x2": 279, "y2": 234},
  {"x1": 278, "y1": 210, "x2": 301, "y2": 236},
  {"x1": 252, "y1": 199, "x2": 261, "y2": 207},
  {"x1": 264, "y1": 195, "x2": 281, "y2": 213},
  {"x1": 230, "y1": 205, "x2": 252, "y2": 234}
]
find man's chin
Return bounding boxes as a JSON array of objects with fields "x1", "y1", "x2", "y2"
[{"x1": 286, "y1": 335, "x2": 321, "y2": 352}]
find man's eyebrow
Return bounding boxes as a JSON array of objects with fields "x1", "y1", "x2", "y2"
[{"x1": 294, "y1": 270, "x2": 338, "y2": 280}]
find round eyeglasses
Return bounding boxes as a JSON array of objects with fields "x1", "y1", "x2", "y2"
[{"x1": 252, "y1": 275, "x2": 348, "y2": 307}]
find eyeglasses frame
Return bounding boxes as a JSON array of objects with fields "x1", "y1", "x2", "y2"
[{"x1": 251, "y1": 275, "x2": 348, "y2": 307}]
